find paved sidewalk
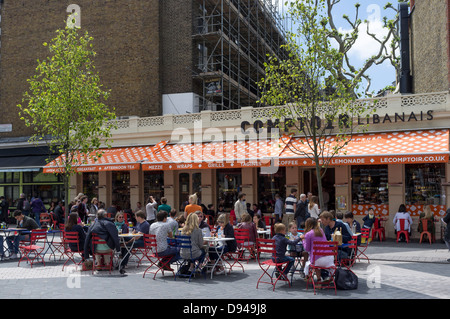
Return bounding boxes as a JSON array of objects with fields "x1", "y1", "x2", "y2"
[{"x1": 0, "y1": 238, "x2": 449, "y2": 301}]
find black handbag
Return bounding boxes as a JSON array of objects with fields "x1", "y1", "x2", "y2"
[{"x1": 334, "y1": 267, "x2": 358, "y2": 290}]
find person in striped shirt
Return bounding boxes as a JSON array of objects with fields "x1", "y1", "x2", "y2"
[{"x1": 284, "y1": 188, "x2": 297, "y2": 228}]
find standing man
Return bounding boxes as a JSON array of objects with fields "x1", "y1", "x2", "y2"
[
  {"x1": 31, "y1": 196, "x2": 46, "y2": 227},
  {"x1": 145, "y1": 195, "x2": 158, "y2": 226},
  {"x1": 234, "y1": 193, "x2": 246, "y2": 223},
  {"x1": 0, "y1": 196, "x2": 9, "y2": 224},
  {"x1": 284, "y1": 188, "x2": 297, "y2": 228},
  {"x1": 274, "y1": 194, "x2": 284, "y2": 224},
  {"x1": 295, "y1": 193, "x2": 308, "y2": 229}
]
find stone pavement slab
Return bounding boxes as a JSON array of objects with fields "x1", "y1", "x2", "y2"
[{"x1": 0, "y1": 238, "x2": 449, "y2": 304}]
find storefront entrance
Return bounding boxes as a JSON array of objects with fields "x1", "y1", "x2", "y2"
[
  {"x1": 302, "y1": 168, "x2": 335, "y2": 211},
  {"x1": 178, "y1": 171, "x2": 202, "y2": 211}
]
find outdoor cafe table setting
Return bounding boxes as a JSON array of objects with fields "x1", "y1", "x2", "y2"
[
  {"x1": 118, "y1": 229, "x2": 144, "y2": 264},
  {"x1": 0, "y1": 226, "x2": 63, "y2": 261},
  {"x1": 203, "y1": 235, "x2": 235, "y2": 279}
]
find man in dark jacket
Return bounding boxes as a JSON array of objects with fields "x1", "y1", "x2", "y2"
[
  {"x1": 0, "y1": 196, "x2": 9, "y2": 223},
  {"x1": 84, "y1": 209, "x2": 120, "y2": 264},
  {"x1": 1, "y1": 210, "x2": 39, "y2": 259},
  {"x1": 294, "y1": 194, "x2": 308, "y2": 230}
]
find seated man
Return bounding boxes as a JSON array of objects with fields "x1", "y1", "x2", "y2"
[
  {"x1": 319, "y1": 211, "x2": 353, "y2": 261},
  {"x1": 119, "y1": 210, "x2": 149, "y2": 273},
  {"x1": 84, "y1": 209, "x2": 121, "y2": 268},
  {"x1": 1, "y1": 210, "x2": 39, "y2": 259},
  {"x1": 149, "y1": 211, "x2": 179, "y2": 270}
]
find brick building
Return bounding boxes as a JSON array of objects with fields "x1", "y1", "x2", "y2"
[{"x1": 0, "y1": 0, "x2": 289, "y2": 207}]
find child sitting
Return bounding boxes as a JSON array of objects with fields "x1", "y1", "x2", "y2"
[
  {"x1": 362, "y1": 207, "x2": 376, "y2": 230},
  {"x1": 272, "y1": 223, "x2": 301, "y2": 278},
  {"x1": 287, "y1": 222, "x2": 302, "y2": 257}
]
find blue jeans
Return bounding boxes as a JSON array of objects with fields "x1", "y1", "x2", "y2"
[
  {"x1": 120, "y1": 238, "x2": 145, "y2": 268},
  {"x1": 273, "y1": 255, "x2": 295, "y2": 275},
  {"x1": 157, "y1": 246, "x2": 179, "y2": 264},
  {"x1": 33, "y1": 212, "x2": 41, "y2": 227},
  {"x1": 0, "y1": 234, "x2": 28, "y2": 255}
]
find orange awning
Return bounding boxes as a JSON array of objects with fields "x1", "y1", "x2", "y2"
[
  {"x1": 43, "y1": 141, "x2": 168, "y2": 173},
  {"x1": 142, "y1": 136, "x2": 291, "y2": 171},
  {"x1": 276, "y1": 129, "x2": 449, "y2": 167}
]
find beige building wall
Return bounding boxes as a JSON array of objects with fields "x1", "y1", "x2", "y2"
[{"x1": 410, "y1": 0, "x2": 450, "y2": 93}]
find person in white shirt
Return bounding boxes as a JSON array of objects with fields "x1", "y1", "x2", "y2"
[
  {"x1": 393, "y1": 204, "x2": 413, "y2": 241},
  {"x1": 234, "y1": 193, "x2": 246, "y2": 223},
  {"x1": 308, "y1": 195, "x2": 320, "y2": 219},
  {"x1": 145, "y1": 196, "x2": 158, "y2": 226}
]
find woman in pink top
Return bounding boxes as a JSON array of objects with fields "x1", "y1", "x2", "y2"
[{"x1": 301, "y1": 217, "x2": 335, "y2": 280}]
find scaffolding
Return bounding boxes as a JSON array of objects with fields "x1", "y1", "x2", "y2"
[{"x1": 193, "y1": 0, "x2": 290, "y2": 111}]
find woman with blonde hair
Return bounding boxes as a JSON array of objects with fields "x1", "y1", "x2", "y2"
[
  {"x1": 183, "y1": 193, "x2": 202, "y2": 219},
  {"x1": 418, "y1": 205, "x2": 435, "y2": 240},
  {"x1": 180, "y1": 213, "x2": 206, "y2": 273}
]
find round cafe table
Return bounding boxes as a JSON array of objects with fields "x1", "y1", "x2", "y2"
[{"x1": 203, "y1": 236, "x2": 234, "y2": 279}]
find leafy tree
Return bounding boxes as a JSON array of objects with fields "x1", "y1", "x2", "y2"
[
  {"x1": 325, "y1": 0, "x2": 409, "y2": 96},
  {"x1": 258, "y1": 0, "x2": 376, "y2": 211},
  {"x1": 18, "y1": 24, "x2": 116, "y2": 218}
]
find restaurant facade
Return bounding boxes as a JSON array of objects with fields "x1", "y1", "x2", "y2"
[{"x1": 43, "y1": 91, "x2": 450, "y2": 240}]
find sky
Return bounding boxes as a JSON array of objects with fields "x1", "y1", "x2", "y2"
[{"x1": 274, "y1": 0, "x2": 399, "y2": 96}]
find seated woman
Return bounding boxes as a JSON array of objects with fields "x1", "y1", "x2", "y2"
[
  {"x1": 180, "y1": 213, "x2": 206, "y2": 274},
  {"x1": 65, "y1": 212, "x2": 87, "y2": 260},
  {"x1": 301, "y1": 217, "x2": 335, "y2": 282},
  {"x1": 208, "y1": 213, "x2": 237, "y2": 275},
  {"x1": 418, "y1": 205, "x2": 435, "y2": 240},
  {"x1": 237, "y1": 212, "x2": 258, "y2": 257},
  {"x1": 393, "y1": 204, "x2": 413, "y2": 241},
  {"x1": 253, "y1": 214, "x2": 266, "y2": 231},
  {"x1": 114, "y1": 211, "x2": 129, "y2": 234}
]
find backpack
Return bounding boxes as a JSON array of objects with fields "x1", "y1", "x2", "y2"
[
  {"x1": 23, "y1": 199, "x2": 31, "y2": 211},
  {"x1": 335, "y1": 267, "x2": 358, "y2": 290}
]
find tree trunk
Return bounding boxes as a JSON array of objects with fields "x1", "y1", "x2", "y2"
[
  {"x1": 314, "y1": 157, "x2": 324, "y2": 213},
  {"x1": 63, "y1": 174, "x2": 70, "y2": 222}
]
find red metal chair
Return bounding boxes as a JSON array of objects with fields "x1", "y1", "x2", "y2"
[
  {"x1": 396, "y1": 219, "x2": 410, "y2": 243},
  {"x1": 234, "y1": 228, "x2": 255, "y2": 262},
  {"x1": 39, "y1": 213, "x2": 52, "y2": 228},
  {"x1": 256, "y1": 238, "x2": 291, "y2": 291},
  {"x1": 62, "y1": 231, "x2": 84, "y2": 270},
  {"x1": 142, "y1": 234, "x2": 175, "y2": 279},
  {"x1": 339, "y1": 236, "x2": 358, "y2": 274},
  {"x1": 419, "y1": 218, "x2": 433, "y2": 244},
  {"x1": 356, "y1": 227, "x2": 370, "y2": 263},
  {"x1": 305, "y1": 241, "x2": 338, "y2": 295},
  {"x1": 18, "y1": 229, "x2": 48, "y2": 268},
  {"x1": 91, "y1": 233, "x2": 114, "y2": 273},
  {"x1": 372, "y1": 218, "x2": 385, "y2": 241}
]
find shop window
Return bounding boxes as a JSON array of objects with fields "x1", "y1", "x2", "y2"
[
  {"x1": 257, "y1": 167, "x2": 286, "y2": 214},
  {"x1": 179, "y1": 173, "x2": 190, "y2": 211},
  {"x1": 112, "y1": 171, "x2": 130, "y2": 211},
  {"x1": 217, "y1": 169, "x2": 242, "y2": 211},
  {"x1": 352, "y1": 166, "x2": 388, "y2": 205},
  {"x1": 144, "y1": 171, "x2": 164, "y2": 202},
  {"x1": 405, "y1": 163, "x2": 445, "y2": 205},
  {"x1": 83, "y1": 172, "x2": 99, "y2": 202},
  {"x1": 23, "y1": 184, "x2": 64, "y2": 206},
  {"x1": 0, "y1": 172, "x2": 20, "y2": 184},
  {"x1": 23, "y1": 171, "x2": 61, "y2": 183}
]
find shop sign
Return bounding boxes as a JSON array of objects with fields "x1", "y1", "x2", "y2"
[{"x1": 241, "y1": 110, "x2": 434, "y2": 134}]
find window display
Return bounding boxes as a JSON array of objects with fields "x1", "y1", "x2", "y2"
[
  {"x1": 405, "y1": 163, "x2": 445, "y2": 205},
  {"x1": 352, "y1": 165, "x2": 388, "y2": 205},
  {"x1": 217, "y1": 169, "x2": 242, "y2": 211}
]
